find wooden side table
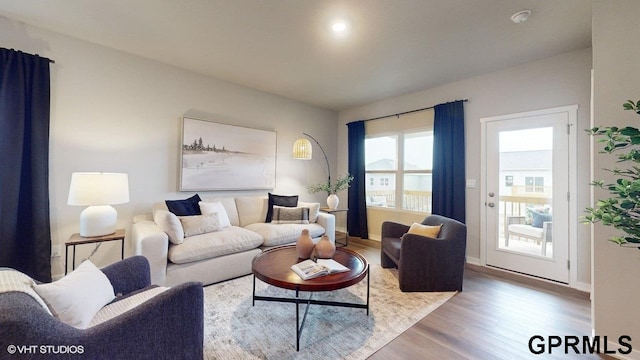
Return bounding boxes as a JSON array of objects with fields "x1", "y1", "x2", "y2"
[
  {"x1": 320, "y1": 208, "x2": 349, "y2": 247},
  {"x1": 65, "y1": 229, "x2": 125, "y2": 274}
]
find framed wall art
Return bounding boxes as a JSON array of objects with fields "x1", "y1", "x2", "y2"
[{"x1": 180, "y1": 117, "x2": 277, "y2": 191}]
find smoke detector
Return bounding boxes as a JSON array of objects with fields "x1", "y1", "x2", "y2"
[{"x1": 511, "y1": 10, "x2": 531, "y2": 24}]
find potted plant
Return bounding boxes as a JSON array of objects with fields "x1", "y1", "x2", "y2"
[
  {"x1": 307, "y1": 173, "x2": 354, "y2": 210},
  {"x1": 584, "y1": 99, "x2": 640, "y2": 248}
]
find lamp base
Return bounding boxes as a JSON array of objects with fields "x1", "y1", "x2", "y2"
[{"x1": 79, "y1": 205, "x2": 117, "y2": 237}]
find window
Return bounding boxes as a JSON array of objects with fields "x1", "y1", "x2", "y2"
[
  {"x1": 525, "y1": 176, "x2": 545, "y2": 193},
  {"x1": 365, "y1": 131, "x2": 433, "y2": 212}
]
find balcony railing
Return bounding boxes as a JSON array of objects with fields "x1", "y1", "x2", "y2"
[{"x1": 366, "y1": 190, "x2": 432, "y2": 212}]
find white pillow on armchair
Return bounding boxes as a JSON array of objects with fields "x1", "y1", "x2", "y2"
[{"x1": 33, "y1": 260, "x2": 115, "y2": 329}]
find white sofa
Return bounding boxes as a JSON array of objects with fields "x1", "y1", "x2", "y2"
[{"x1": 131, "y1": 196, "x2": 335, "y2": 286}]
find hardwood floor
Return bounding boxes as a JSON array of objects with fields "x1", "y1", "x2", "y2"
[{"x1": 344, "y1": 238, "x2": 614, "y2": 360}]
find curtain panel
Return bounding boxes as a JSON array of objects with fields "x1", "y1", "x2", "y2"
[
  {"x1": 0, "y1": 48, "x2": 52, "y2": 282},
  {"x1": 432, "y1": 100, "x2": 466, "y2": 223},
  {"x1": 347, "y1": 120, "x2": 369, "y2": 239}
]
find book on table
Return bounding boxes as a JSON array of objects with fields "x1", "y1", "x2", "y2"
[{"x1": 291, "y1": 259, "x2": 349, "y2": 280}]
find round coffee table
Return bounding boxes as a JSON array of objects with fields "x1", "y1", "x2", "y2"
[{"x1": 251, "y1": 245, "x2": 370, "y2": 351}]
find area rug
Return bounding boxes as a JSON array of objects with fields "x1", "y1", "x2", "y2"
[{"x1": 203, "y1": 264, "x2": 455, "y2": 360}]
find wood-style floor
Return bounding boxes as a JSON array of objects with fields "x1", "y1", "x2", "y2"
[{"x1": 344, "y1": 238, "x2": 613, "y2": 360}]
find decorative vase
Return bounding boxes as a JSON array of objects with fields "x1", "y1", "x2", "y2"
[
  {"x1": 327, "y1": 194, "x2": 339, "y2": 210},
  {"x1": 315, "y1": 234, "x2": 336, "y2": 259},
  {"x1": 296, "y1": 229, "x2": 314, "y2": 259}
]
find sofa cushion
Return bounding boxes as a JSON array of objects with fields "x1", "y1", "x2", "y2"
[
  {"x1": 179, "y1": 213, "x2": 222, "y2": 237},
  {"x1": 165, "y1": 194, "x2": 202, "y2": 216},
  {"x1": 168, "y1": 226, "x2": 264, "y2": 264},
  {"x1": 199, "y1": 201, "x2": 232, "y2": 228},
  {"x1": 154, "y1": 209, "x2": 184, "y2": 244},
  {"x1": 90, "y1": 286, "x2": 169, "y2": 327},
  {"x1": 508, "y1": 223, "x2": 544, "y2": 239},
  {"x1": 271, "y1": 206, "x2": 309, "y2": 224},
  {"x1": 244, "y1": 223, "x2": 325, "y2": 247},
  {"x1": 33, "y1": 260, "x2": 115, "y2": 329},
  {"x1": 235, "y1": 196, "x2": 268, "y2": 227},
  {"x1": 297, "y1": 201, "x2": 320, "y2": 223},
  {"x1": 265, "y1": 193, "x2": 299, "y2": 223}
]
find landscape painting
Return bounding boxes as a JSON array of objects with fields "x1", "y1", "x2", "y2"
[{"x1": 180, "y1": 117, "x2": 276, "y2": 191}]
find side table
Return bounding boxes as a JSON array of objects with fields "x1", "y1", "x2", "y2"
[
  {"x1": 65, "y1": 229, "x2": 125, "y2": 274},
  {"x1": 320, "y1": 208, "x2": 348, "y2": 247}
]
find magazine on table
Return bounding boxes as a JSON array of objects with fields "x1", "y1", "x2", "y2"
[{"x1": 291, "y1": 259, "x2": 349, "y2": 280}]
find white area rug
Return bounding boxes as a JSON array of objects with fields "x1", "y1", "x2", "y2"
[{"x1": 203, "y1": 264, "x2": 455, "y2": 359}]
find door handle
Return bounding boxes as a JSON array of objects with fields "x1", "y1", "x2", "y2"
[{"x1": 488, "y1": 202, "x2": 495, "y2": 208}]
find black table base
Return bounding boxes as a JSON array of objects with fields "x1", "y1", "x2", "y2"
[{"x1": 252, "y1": 267, "x2": 370, "y2": 351}]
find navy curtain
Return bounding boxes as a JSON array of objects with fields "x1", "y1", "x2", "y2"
[
  {"x1": 347, "y1": 121, "x2": 368, "y2": 239},
  {"x1": 432, "y1": 100, "x2": 466, "y2": 223},
  {"x1": 0, "y1": 48, "x2": 52, "y2": 282}
]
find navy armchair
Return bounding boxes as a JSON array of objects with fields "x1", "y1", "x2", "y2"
[
  {"x1": 0, "y1": 256, "x2": 204, "y2": 360},
  {"x1": 381, "y1": 214, "x2": 467, "y2": 292}
]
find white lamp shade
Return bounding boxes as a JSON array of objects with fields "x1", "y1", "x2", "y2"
[
  {"x1": 293, "y1": 138, "x2": 312, "y2": 160},
  {"x1": 68, "y1": 172, "x2": 129, "y2": 237},
  {"x1": 68, "y1": 172, "x2": 129, "y2": 206}
]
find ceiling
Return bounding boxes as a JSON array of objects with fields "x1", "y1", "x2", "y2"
[{"x1": 0, "y1": 0, "x2": 592, "y2": 111}]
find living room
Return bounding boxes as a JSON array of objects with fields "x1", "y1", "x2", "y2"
[{"x1": 0, "y1": 1, "x2": 638, "y2": 359}]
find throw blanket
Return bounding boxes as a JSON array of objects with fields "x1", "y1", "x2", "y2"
[{"x1": 0, "y1": 268, "x2": 52, "y2": 315}]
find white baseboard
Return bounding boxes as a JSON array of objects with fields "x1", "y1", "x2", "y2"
[
  {"x1": 605, "y1": 335, "x2": 639, "y2": 360},
  {"x1": 367, "y1": 233, "x2": 381, "y2": 241},
  {"x1": 466, "y1": 256, "x2": 481, "y2": 266},
  {"x1": 574, "y1": 281, "x2": 591, "y2": 294}
]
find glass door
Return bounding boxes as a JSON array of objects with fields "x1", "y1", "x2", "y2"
[{"x1": 483, "y1": 107, "x2": 572, "y2": 283}]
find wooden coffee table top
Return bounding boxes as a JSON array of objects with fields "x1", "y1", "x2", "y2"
[{"x1": 252, "y1": 245, "x2": 369, "y2": 292}]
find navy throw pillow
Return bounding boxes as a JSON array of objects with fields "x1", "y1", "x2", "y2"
[
  {"x1": 166, "y1": 194, "x2": 202, "y2": 216},
  {"x1": 265, "y1": 193, "x2": 298, "y2": 222},
  {"x1": 531, "y1": 210, "x2": 552, "y2": 228}
]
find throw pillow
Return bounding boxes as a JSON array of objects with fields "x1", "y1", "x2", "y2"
[
  {"x1": 531, "y1": 211, "x2": 552, "y2": 228},
  {"x1": 33, "y1": 260, "x2": 115, "y2": 329},
  {"x1": 406, "y1": 223, "x2": 443, "y2": 238},
  {"x1": 179, "y1": 213, "x2": 223, "y2": 237},
  {"x1": 199, "y1": 201, "x2": 232, "y2": 228},
  {"x1": 165, "y1": 194, "x2": 202, "y2": 216},
  {"x1": 154, "y1": 209, "x2": 185, "y2": 244},
  {"x1": 297, "y1": 201, "x2": 321, "y2": 223},
  {"x1": 271, "y1": 206, "x2": 310, "y2": 224},
  {"x1": 265, "y1": 193, "x2": 299, "y2": 223}
]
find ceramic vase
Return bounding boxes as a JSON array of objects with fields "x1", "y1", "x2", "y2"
[
  {"x1": 315, "y1": 234, "x2": 336, "y2": 259},
  {"x1": 327, "y1": 194, "x2": 339, "y2": 210},
  {"x1": 296, "y1": 229, "x2": 315, "y2": 259}
]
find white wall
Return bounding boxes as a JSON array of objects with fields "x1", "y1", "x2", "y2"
[
  {"x1": 592, "y1": 2, "x2": 640, "y2": 358},
  {"x1": 339, "y1": 47, "x2": 592, "y2": 287},
  {"x1": 0, "y1": 16, "x2": 338, "y2": 278}
]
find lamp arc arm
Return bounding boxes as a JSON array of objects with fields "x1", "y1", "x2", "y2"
[{"x1": 302, "y1": 132, "x2": 331, "y2": 185}]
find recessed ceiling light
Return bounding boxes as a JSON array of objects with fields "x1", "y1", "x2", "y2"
[
  {"x1": 331, "y1": 20, "x2": 349, "y2": 34},
  {"x1": 511, "y1": 10, "x2": 531, "y2": 24}
]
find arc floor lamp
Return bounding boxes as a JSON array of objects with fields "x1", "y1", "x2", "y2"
[{"x1": 292, "y1": 132, "x2": 331, "y2": 186}]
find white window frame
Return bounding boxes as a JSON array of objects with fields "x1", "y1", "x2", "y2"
[{"x1": 365, "y1": 128, "x2": 433, "y2": 212}]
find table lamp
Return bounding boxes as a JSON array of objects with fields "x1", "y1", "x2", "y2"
[{"x1": 67, "y1": 172, "x2": 129, "y2": 237}]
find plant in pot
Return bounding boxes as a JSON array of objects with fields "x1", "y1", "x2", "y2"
[
  {"x1": 307, "y1": 173, "x2": 354, "y2": 210},
  {"x1": 584, "y1": 99, "x2": 640, "y2": 248}
]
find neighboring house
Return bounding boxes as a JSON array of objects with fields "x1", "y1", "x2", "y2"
[{"x1": 499, "y1": 150, "x2": 552, "y2": 197}]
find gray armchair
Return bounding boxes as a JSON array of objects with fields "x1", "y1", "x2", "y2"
[
  {"x1": 381, "y1": 214, "x2": 467, "y2": 292},
  {"x1": 0, "y1": 256, "x2": 204, "y2": 360}
]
